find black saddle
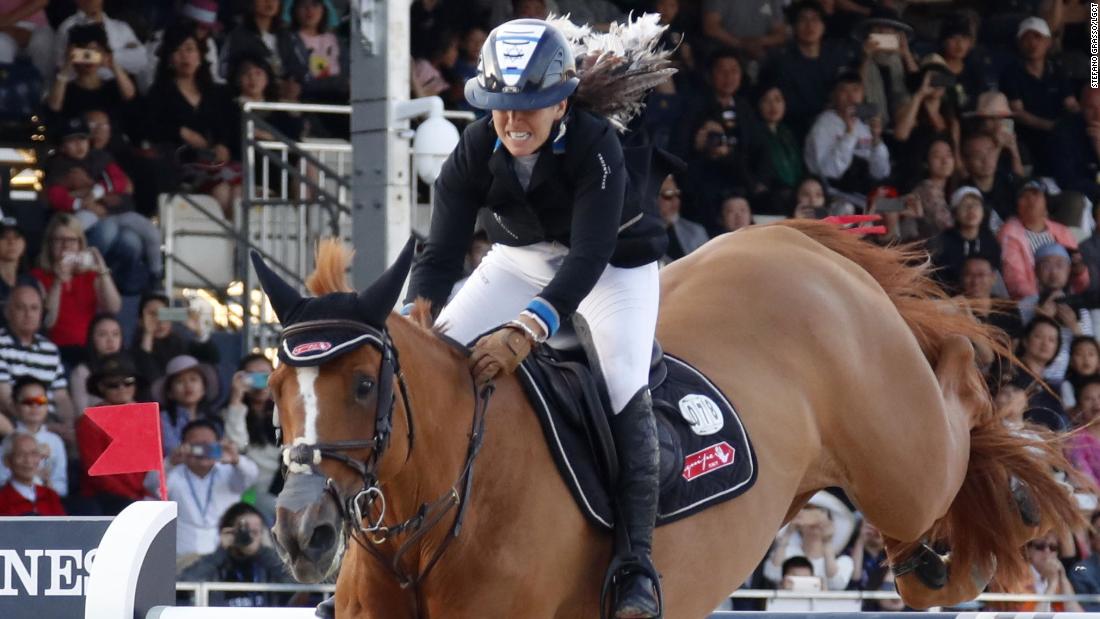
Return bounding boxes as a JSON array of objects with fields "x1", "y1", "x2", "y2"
[{"x1": 516, "y1": 317, "x2": 757, "y2": 529}]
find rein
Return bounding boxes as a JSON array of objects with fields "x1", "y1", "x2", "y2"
[{"x1": 280, "y1": 319, "x2": 495, "y2": 591}]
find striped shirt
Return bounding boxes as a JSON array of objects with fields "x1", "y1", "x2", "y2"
[
  {"x1": 0, "y1": 329, "x2": 68, "y2": 392},
  {"x1": 1024, "y1": 228, "x2": 1057, "y2": 255}
]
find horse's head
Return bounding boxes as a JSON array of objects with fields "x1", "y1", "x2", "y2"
[{"x1": 252, "y1": 239, "x2": 416, "y2": 583}]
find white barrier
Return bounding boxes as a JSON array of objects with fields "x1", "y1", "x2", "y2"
[
  {"x1": 148, "y1": 609, "x2": 317, "y2": 618},
  {"x1": 85, "y1": 501, "x2": 177, "y2": 619}
]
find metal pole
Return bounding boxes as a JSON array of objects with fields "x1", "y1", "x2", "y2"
[{"x1": 350, "y1": 0, "x2": 412, "y2": 288}]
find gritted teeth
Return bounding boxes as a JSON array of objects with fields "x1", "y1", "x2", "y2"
[{"x1": 507, "y1": 131, "x2": 532, "y2": 140}]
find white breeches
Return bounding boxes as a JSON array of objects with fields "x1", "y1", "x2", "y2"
[{"x1": 437, "y1": 242, "x2": 660, "y2": 413}]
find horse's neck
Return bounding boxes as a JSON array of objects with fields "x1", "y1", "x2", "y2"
[
  {"x1": 378, "y1": 318, "x2": 552, "y2": 589},
  {"x1": 385, "y1": 318, "x2": 476, "y2": 498}
]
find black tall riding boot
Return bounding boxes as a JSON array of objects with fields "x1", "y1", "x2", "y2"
[{"x1": 608, "y1": 388, "x2": 662, "y2": 619}]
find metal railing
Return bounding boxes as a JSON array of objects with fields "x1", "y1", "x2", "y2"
[
  {"x1": 233, "y1": 101, "x2": 474, "y2": 353},
  {"x1": 159, "y1": 101, "x2": 476, "y2": 352},
  {"x1": 171, "y1": 582, "x2": 1100, "y2": 609},
  {"x1": 238, "y1": 101, "x2": 356, "y2": 353},
  {"x1": 727, "y1": 588, "x2": 1100, "y2": 604},
  {"x1": 175, "y1": 581, "x2": 335, "y2": 607}
]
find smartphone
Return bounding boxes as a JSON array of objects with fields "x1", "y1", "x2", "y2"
[
  {"x1": 70, "y1": 48, "x2": 102, "y2": 64},
  {"x1": 929, "y1": 72, "x2": 957, "y2": 89},
  {"x1": 249, "y1": 372, "x2": 270, "y2": 389},
  {"x1": 188, "y1": 443, "x2": 223, "y2": 459},
  {"x1": 786, "y1": 575, "x2": 823, "y2": 592},
  {"x1": 868, "y1": 33, "x2": 899, "y2": 52},
  {"x1": 61, "y1": 250, "x2": 95, "y2": 270},
  {"x1": 158, "y1": 307, "x2": 191, "y2": 322},
  {"x1": 875, "y1": 196, "x2": 906, "y2": 213},
  {"x1": 1000, "y1": 118, "x2": 1015, "y2": 134},
  {"x1": 854, "y1": 102, "x2": 879, "y2": 121},
  {"x1": 705, "y1": 132, "x2": 729, "y2": 149}
]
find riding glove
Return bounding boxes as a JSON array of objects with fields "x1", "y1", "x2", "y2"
[{"x1": 470, "y1": 325, "x2": 534, "y2": 385}]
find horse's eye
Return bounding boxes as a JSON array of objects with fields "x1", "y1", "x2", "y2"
[{"x1": 356, "y1": 377, "x2": 375, "y2": 400}]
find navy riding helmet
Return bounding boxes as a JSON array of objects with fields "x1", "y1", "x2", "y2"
[{"x1": 465, "y1": 19, "x2": 580, "y2": 111}]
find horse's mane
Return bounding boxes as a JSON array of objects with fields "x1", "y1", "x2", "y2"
[
  {"x1": 778, "y1": 220, "x2": 1086, "y2": 592},
  {"x1": 307, "y1": 239, "x2": 355, "y2": 295}
]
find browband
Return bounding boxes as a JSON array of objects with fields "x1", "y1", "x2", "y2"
[{"x1": 281, "y1": 319, "x2": 381, "y2": 338}]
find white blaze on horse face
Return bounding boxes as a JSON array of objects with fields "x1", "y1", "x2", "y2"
[{"x1": 296, "y1": 366, "x2": 321, "y2": 444}]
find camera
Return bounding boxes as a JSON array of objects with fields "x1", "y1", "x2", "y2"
[
  {"x1": 233, "y1": 524, "x2": 255, "y2": 547},
  {"x1": 929, "y1": 72, "x2": 956, "y2": 89},
  {"x1": 70, "y1": 48, "x2": 102, "y2": 65},
  {"x1": 1053, "y1": 289, "x2": 1100, "y2": 312},
  {"x1": 705, "y1": 131, "x2": 731, "y2": 149},
  {"x1": 854, "y1": 102, "x2": 879, "y2": 122}
]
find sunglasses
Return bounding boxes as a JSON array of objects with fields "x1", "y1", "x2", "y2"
[
  {"x1": 19, "y1": 395, "x2": 48, "y2": 406},
  {"x1": 101, "y1": 377, "x2": 137, "y2": 390},
  {"x1": 660, "y1": 190, "x2": 681, "y2": 199},
  {"x1": 1029, "y1": 542, "x2": 1057, "y2": 551}
]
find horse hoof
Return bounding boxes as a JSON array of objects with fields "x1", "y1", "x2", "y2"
[
  {"x1": 1011, "y1": 476, "x2": 1041, "y2": 527},
  {"x1": 614, "y1": 573, "x2": 661, "y2": 619},
  {"x1": 895, "y1": 544, "x2": 947, "y2": 591},
  {"x1": 315, "y1": 594, "x2": 336, "y2": 619}
]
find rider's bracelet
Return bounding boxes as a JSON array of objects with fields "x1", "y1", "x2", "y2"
[
  {"x1": 520, "y1": 310, "x2": 549, "y2": 339},
  {"x1": 508, "y1": 319, "x2": 545, "y2": 345}
]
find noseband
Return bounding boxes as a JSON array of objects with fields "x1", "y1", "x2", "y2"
[{"x1": 278, "y1": 319, "x2": 493, "y2": 590}]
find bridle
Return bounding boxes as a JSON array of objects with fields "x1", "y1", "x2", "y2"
[{"x1": 278, "y1": 318, "x2": 494, "y2": 590}]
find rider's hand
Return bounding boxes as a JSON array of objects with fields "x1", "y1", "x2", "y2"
[{"x1": 469, "y1": 325, "x2": 533, "y2": 385}]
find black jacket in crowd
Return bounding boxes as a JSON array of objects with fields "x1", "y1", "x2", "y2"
[{"x1": 407, "y1": 107, "x2": 667, "y2": 322}]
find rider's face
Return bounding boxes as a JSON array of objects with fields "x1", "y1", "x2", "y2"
[{"x1": 491, "y1": 100, "x2": 568, "y2": 158}]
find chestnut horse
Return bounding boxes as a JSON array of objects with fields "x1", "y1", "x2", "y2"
[{"x1": 261, "y1": 221, "x2": 1082, "y2": 618}]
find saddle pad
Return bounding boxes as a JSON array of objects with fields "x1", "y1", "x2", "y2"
[{"x1": 517, "y1": 353, "x2": 757, "y2": 529}]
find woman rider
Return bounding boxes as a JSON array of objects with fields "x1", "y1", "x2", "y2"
[{"x1": 406, "y1": 18, "x2": 667, "y2": 619}]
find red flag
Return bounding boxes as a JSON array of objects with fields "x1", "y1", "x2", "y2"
[{"x1": 85, "y1": 403, "x2": 167, "y2": 500}]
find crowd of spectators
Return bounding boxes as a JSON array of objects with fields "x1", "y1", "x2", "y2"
[{"x1": 0, "y1": 0, "x2": 1098, "y2": 610}]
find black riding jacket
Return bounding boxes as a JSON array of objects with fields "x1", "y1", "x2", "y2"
[{"x1": 407, "y1": 108, "x2": 666, "y2": 322}]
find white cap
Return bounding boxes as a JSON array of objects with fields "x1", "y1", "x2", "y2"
[
  {"x1": 1017, "y1": 16, "x2": 1051, "y2": 39},
  {"x1": 950, "y1": 185, "x2": 984, "y2": 209}
]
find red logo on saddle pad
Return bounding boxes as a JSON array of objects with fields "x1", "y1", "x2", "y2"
[
  {"x1": 291, "y1": 341, "x2": 333, "y2": 356},
  {"x1": 682, "y1": 441, "x2": 736, "y2": 482}
]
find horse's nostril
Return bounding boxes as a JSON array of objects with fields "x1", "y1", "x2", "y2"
[{"x1": 307, "y1": 524, "x2": 337, "y2": 555}]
